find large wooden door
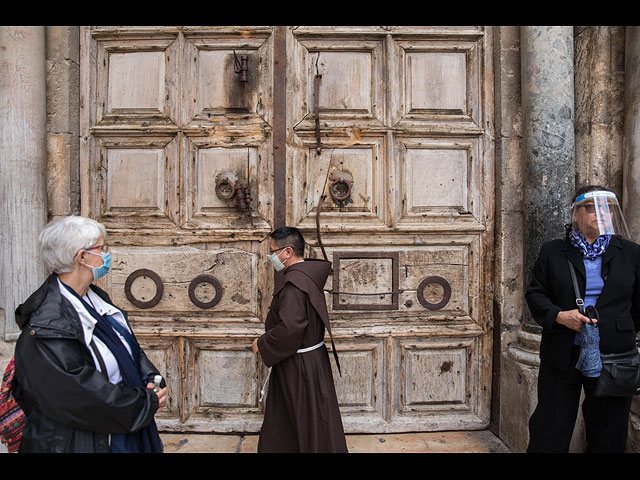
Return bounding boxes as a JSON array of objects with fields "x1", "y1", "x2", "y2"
[
  {"x1": 80, "y1": 26, "x2": 494, "y2": 433},
  {"x1": 80, "y1": 26, "x2": 275, "y2": 432},
  {"x1": 285, "y1": 26, "x2": 494, "y2": 432}
]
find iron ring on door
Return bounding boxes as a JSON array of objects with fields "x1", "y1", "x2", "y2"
[
  {"x1": 188, "y1": 274, "x2": 223, "y2": 309},
  {"x1": 125, "y1": 269, "x2": 164, "y2": 309},
  {"x1": 417, "y1": 276, "x2": 452, "y2": 311}
]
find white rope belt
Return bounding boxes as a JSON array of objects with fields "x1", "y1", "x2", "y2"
[
  {"x1": 259, "y1": 341, "x2": 325, "y2": 403},
  {"x1": 296, "y1": 340, "x2": 325, "y2": 353}
]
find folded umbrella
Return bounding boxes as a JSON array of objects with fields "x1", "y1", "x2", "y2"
[{"x1": 575, "y1": 306, "x2": 602, "y2": 378}]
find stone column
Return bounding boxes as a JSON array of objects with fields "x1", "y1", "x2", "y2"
[
  {"x1": 623, "y1": 27, "x2": 640, "y2": 243},
  {"x1": 521, "y1": 26, "x2": 576, "y2": 325},
  {"x1": 622, "y1": 26, "x2": 640, "y2": 452},
  {"x1": 500, "y1": 26, "x2": 576, "y2": 453},
  {"x1": 574, "y1": 26, "x2": 625, "y2": 196},
  {"x1": 45, "y1": 26, "x2": 80, "y2": 219},
  {"x1": 494, "y1": 26, "x2": 527, "y2": 444},
  {"x1": 0, "y1": 26, "x2": 48, "y2": 342}
]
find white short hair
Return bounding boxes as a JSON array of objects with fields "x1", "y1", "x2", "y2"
[{"x1": 39, "y1": 216, "x2": 107, "y2": 273}]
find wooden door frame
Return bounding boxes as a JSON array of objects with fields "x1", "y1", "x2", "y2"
[{"x1": 273, "y1": 26, "x2": 287, "y2": 230}]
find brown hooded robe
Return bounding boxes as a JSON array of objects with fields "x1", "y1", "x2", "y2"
[{"x1": 256, "y1": 258, "x2": 347, "y2": 453}]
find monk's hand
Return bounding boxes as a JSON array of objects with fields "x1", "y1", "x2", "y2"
[
  {"x1": 556, "y1": 309, "x2": 593, "y2": 332},
  {"x1": 252, "y1": 338, "x2": 260, "y2": 358}
]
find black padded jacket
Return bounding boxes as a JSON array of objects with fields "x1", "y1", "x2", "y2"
[
  {"x1": 526, "y1": 235, "x2": 640, "y2": 372},
  {"x1": 13, "y1": 274, "x2": 160, "y2": 453}
]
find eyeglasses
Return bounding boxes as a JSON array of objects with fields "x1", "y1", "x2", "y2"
[
  {"x1": 269, "y1": 245, "x2": 292, "y2": 254},
  {"x1": 580, "y1": 204, "x2": 610, "y2": 214},
  {"x1": 86, "y1": 243, "x2": 109, "y2": 253}
]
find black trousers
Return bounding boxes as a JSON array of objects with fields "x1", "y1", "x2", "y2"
[{"x1": 527, "y1": 346, "x2": 632, "y2": 453}]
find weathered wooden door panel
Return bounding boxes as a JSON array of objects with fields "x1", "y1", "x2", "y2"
[
  {"x1": 81, "y1": 26, "x2": 493, "y2": 434},
  {"x1": 287, "y1": 26, "x2": 493, "y2": 432},
  {"x1": 81, "y1": 26, "x2": 274, "y2": 431}
]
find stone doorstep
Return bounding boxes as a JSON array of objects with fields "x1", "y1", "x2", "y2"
[
  {"x1": 160, "y1": 430, "x2": 511, "y2": 454},
  {"x1": 0, "y1": 431, "x2": 510, "y2": 454}
]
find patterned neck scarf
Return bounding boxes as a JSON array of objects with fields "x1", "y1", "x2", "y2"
[{"x1": 569, "y1": 228, "x2": 610, "y2": 259}]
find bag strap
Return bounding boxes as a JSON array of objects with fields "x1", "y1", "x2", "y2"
[
  {"x1": 567, "y1": 259, "x2": 585, "y2": 315},
  {"x1": 89, "y1": 339, "x2": 109, "y2": 378},
  {"x1": 567, "y1": 259, "x2": 600, "y2": 326}
]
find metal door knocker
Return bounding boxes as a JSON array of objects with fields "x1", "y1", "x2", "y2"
[
  {"x1": 125, "y1": 269, "x2": 164, "y2": 309},
  {"x1": 417, "y1": 276, "x2": 452, "y2": 311},
  {"x1": 233, "y1": 51, "x2": 249, "y2": 83},
  {"x1": 215, "y1": 170, "x2": 251, "y2": 213},
  {"x1": 328, "y1": 169, "x2": 354, "y2": 203},
  {"x1": 215, "y1": 170, "x2": 239, "y2": 200},
  {"x1": 188, "y1": 274, "x2": 223, "y2": 309}
]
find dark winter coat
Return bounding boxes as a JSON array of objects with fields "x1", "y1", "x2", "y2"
[
  {"x1": 526, "y1": 235, "x2": 640, "y2": 371},
  {"x1": 13, "y1": 274, "x2": 161, "y2": 453},
  {"x1": 257, "y1": 259, "x2": 347, "y2": 453}
]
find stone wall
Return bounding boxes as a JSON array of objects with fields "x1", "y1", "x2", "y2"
[
  {"x1": 497, "y1": 26, "x2": 640, "y2": 452},
  {"x1": 45, "y1": 26, "x2": 81, "y2": 220}
]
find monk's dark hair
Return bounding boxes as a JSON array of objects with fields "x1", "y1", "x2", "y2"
[
  {"x1": 270, "y1": 226, "x2": 305, "y2": 257},
  {"x1": 564, "y1": 184, "x2": 611, "y2": 239}
]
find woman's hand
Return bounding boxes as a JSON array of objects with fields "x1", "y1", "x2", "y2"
[
  {"x1": 556, "y1": 309, "x2": 594, "y2": 331},
  {"x1": 147, "y1": 382, "x2": 167, "y2": 413}
]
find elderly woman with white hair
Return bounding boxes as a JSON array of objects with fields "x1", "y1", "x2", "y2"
[{"x1": 12, "y1": 216, "x2": 166, "y2": 453}]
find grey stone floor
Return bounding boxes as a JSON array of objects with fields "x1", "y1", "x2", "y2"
[{"x1": 160, "y1": 429, "x2": 511, "y2": 453}]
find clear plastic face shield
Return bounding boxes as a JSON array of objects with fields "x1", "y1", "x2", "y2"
[{"x1": 571, "y1": 190, "x2": 631, "y2": 240}]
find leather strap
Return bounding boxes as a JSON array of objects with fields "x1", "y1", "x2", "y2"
[
  {"x1": 567, "y1": 259, "x2": 599, "y2": 324},
  {"x1": 567, "y1": 259, "x2": 585, "y2": 314}
]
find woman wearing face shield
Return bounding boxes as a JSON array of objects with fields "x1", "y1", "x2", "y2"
[
  {"x1": 525, "y1": 185, "x2": 640, "y2": 452},
  {"x1": 11, "y1": 216, "x2": 166, "y2": 453}
]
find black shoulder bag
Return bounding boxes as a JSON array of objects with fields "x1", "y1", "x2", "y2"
[{"x1": 568, "y1": 259, "x2": 640, "y2": 397}]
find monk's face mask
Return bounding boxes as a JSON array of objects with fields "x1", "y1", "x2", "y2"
[{"x1": 267, "y1": 247, "x2": 290, "y2": 272}]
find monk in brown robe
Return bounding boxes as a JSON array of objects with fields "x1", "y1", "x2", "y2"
[{"x1": 252, "y1": 226, "x2": 348, "y2": 453}]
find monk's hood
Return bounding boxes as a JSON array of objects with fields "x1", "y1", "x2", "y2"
[{"x1": 284, "y1": 258, "x2": 331, "y2": 291}]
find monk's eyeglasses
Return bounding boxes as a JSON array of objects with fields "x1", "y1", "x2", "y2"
[{"x1": 269, "y1": 245, "x2": 292, "y2": 254}]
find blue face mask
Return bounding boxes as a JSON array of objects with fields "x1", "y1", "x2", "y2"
[
  {"x1": 267, "y1": 248, "x2": 287, "y2": 272},
  {"x1": 85, "y1": 251, "x2": 111, "y2": 281}
]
